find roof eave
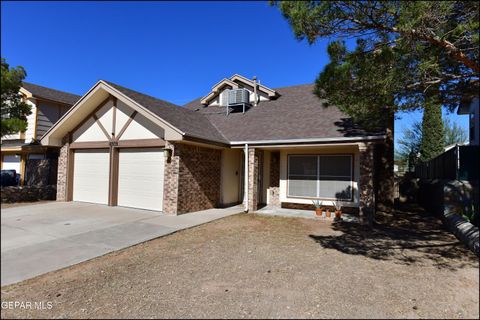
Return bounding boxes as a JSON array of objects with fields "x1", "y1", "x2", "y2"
[{"x1": 229, "y1": 135, "x2": 386, "y2": 146}]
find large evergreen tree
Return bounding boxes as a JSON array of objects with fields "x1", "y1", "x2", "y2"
[
  {"x1": 1, "y1": 58, "x2": 31, "y2": 137},
  {"x1": 420, "y1": 92, "x2": 445, "y2": 161},
  {"x1": 273, "y1": 1, "x2": 479, "y2": 215}
]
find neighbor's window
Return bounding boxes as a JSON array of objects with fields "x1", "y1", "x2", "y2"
[{"x1": 287, "y1": 155, "x2": 353, "y2": 200}]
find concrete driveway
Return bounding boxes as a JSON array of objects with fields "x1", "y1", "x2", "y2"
[{"x1": 1, "y1": 202, "x2": 241, "y2": 286}]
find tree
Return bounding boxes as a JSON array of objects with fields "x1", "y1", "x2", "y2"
[
  {"x1": 1, "y1": 58, "x2": 31, "y2": 137},
  {"x1": 396, "y1": 117, "x2": 467, "y2": 168},
  {"x1": 420, "y1": 91, "x2": 445, "y2": 161},
  {"x1": 274, "y1": 1, "x2": 479, "y2": 109},
  {"x1": 273, "y1": 1, "x2": 479, "y2": 215},
  {"x1": 444, "y1": 117, "x2": 468, "y2": 146}
]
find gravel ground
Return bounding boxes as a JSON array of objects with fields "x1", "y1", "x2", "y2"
[{"x1": 1, "y1": 204, "x2": 478, "y2": 319}]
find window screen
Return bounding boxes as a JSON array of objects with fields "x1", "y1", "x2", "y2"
[
  {"x1": 288, "y1": 155, "x2": 352, "y2": 199},
  {"x1": 319, "y1": 156, "x2": 352, "y2": 199},
  {"x1": 288, "y1": 156, "x2": 318, "y2": 197}
]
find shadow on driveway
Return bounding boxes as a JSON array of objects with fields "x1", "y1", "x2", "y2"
[{"x1": 309, "y1": 203, "x2": 478, "y2": 270}]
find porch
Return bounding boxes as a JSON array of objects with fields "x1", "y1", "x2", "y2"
[
  {"x1": 256, "y1": 205, "x2": 361, "y2": 223},
  {"x1": 229, "y1": 142, "x2": 378, "y2": 223}
]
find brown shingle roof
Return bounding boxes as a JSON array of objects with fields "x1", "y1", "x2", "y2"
[
  {"x1": 104, "y1": 81, "x2": 228, "y2": 143},
  {"x1": 22, "y1": 82, "x2": 81, "y2": 106},
  {"x1": 184, "y1": 84, "x2": 384, "y2": 142}
]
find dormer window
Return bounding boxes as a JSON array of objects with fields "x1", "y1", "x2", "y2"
[{"x1": 200, "y1": 74, "x2": 280, "y2": 110}]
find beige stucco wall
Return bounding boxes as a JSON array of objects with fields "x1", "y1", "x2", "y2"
[
  {"x1": 279, "y1": 145, "x2": 360, "y2": 207},
  {"x1": 71, "y1": 100, "x2": 165, "y2": 142},
  {"x1": 220, "y1": 148, "x2": 241, "y2": 205}
]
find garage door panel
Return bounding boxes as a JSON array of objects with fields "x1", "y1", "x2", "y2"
[
  {"x1": 117, "y1": 148, "x2": 164, "y2": 211},
  {"x1": 73, "y1": 150, "x2": 109, "y2": 205}
]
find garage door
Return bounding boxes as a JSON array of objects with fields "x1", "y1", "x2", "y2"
[
  {"x1": 117, "y1": 148, "x2": 164, "y2": 211},
  {"x1": 73, "y1": 149, "x2": 110, "y2": 205}
]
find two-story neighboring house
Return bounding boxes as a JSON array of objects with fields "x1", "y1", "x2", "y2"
[{"x1": 1, "y1": 82, "x2": 80, "y2": 185}]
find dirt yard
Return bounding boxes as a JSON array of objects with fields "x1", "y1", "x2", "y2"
[{"x1": 1, "y1": 204, "x2": 478, "y2": 319}]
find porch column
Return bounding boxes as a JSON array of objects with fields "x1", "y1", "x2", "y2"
[
  {"x1": 359, "y1": 143, "x2": 375, "y2": 224},
  {"x1": 56, "y1": 135, "x2": 70, "y2": 201},
  {"x1": 247, "y1": 148, "x2": 262, "y2": 212},
  {"x1": 269, "y1": 151, "x2": 281, "y2": 208}
]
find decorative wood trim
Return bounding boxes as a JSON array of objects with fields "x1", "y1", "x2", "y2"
[
  {"x1": 70, "y1": 96, "x2": 112, "y2": 138},
  {"x1": 112, "y1": 97, "x2": 117, "y2": 138},
  {"x1": 70, "y1": 141, "x2": 111, "y2": 149},
  {"x1": 116, "y1": 138, "x2": 166, "y2": 148},
  {"x1": 109, "y1": 147, "x2": 119, "y2": 206},
  {"x1": 67, "y1": 148, "x2": 75, "y2": 201},
  {"x1": 115, "y1": 111, "x2": 137, "y2": 141},
  {"x1": 93, "y1": 114, "x2": 112, "y2": 141}
]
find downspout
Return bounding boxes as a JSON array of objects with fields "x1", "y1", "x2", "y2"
[{"x1": 244, "y1": 143, "x2": 249, "y2": 212}]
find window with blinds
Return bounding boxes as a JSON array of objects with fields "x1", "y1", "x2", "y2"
[{"x1": 287, "y1": 155, "x2": 353, "y2": 200}]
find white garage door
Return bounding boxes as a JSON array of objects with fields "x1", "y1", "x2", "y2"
[
  {"x1": 117, "y1": 148, "x2": 164, "y2": 211},
  {"x1": 73, "y1": 149, "x2": 110, "y2": 205}
]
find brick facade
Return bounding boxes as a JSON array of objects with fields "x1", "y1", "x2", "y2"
[
  {"x1": 56, "y1": 136, "x2": 69, "y2": 201},
  {"x1": 359, "y1": 143, "x2": 375, "y2": 223},
  {"x1": 163, "y1": 142, "x2": 221, "y2": 215},
  {"x1": 162, "y1": 141, "x2": 180, "y2": 214}
]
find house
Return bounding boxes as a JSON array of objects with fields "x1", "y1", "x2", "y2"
[
  {"x1": 1, "y1": 82, "x2": 81, "y2": 185},
  {"x1": 457, "y1": 96, "x2": 479, "y2": 146},
  {"x1": 40, "y1": 75, "x2": 386, "y2": 216}
]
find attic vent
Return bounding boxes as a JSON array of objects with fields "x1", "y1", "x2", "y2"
[
  {"x1": 224, "y1": 88, "x2": 250, "y2": 115},
  {"x1": 228, "y1": 89, "x2": 250, "y2": 105}
]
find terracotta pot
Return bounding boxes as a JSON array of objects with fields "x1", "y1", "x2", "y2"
[
  {"x1": 315, "y1": 208, "x2": 323, "y2": 217},
  {"x1": 335, "y1": 210, "x2": 342, "y2": 218},
  {"x1": 326, "y1": 209, "x2": 331, "y2": 218}
]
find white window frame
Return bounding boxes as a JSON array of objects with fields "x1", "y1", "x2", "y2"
[{"x1": 287, "y1": 154, "x2": 354, "y2": 201}]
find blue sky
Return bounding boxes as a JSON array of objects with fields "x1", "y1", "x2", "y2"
[{"x1": 1, "y1": 1, "x2": 469, "y2": 146}]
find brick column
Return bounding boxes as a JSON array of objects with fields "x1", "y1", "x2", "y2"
[
  {"x1": 248, "y1": 148, "x2": 263, "y2": 212},
  {"x1": 162, "y1": 141, "x2": 179, "y2": 215},
  {"x1": 359, "y1": 143, "x2": 375, "y2": 224},
  {"x1": 56, "y1": 135, "x2": 70, "y2": 201},
  {"x1": 269, "y1": 151, "x2": 280, "y2": 207}
]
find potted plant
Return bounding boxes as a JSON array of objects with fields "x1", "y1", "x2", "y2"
[
  {"x1": 333, "y1": 201, "x2": 342, "y2": 219},
  {"x1": 325, "y1": 207, "x2": 331, "y2": 218},
  {"x1": 312, "y1": 200, "x2": 323, "y2": 217}
]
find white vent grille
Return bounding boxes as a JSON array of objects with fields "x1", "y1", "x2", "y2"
[
  {"x1": 221, "y1": 90, "x2": 230, "y2": 106},
  {"x1": 228, "y1": 89, "x2": 250, "y2": 105}
]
